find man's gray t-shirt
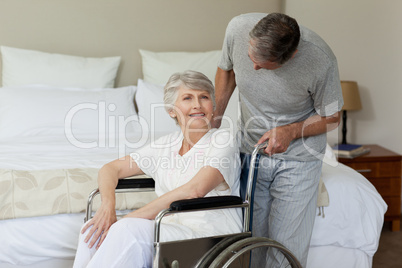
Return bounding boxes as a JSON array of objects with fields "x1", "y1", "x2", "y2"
[{"x1": 219, "y1": 13, "x2": 343, "y2": 161}]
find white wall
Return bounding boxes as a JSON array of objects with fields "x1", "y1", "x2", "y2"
[{"x1": 284, "y1": 0, "x2": 402, "y2": 154}]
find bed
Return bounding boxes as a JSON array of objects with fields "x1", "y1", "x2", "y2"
[{"x1": 0, "y1": 44, "x2": 387, "y2": 268}]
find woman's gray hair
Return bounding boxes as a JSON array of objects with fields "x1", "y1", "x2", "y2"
[
  {"x1": 164, "y1": 70, "x2": 215, "y2": 123},
  {"x1": 249, "y1": 13, "x2": 300, "y2": 65}
]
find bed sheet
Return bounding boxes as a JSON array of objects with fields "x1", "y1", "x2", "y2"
[
  {"x1": 0, "y1": 135, "x2": 149, "y2": 170},
  {"x1": 307, "y1": 245, "x2": 372, "y2": 268},
  {"x1": 0, "y1": 213, "x2": 83, "y2": 266}
]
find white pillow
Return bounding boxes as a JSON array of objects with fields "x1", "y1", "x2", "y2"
[
  {"x1": 136, "y1": 79, "x2": 180, "y2": 138},
  {"x1": 139, "y1": 49, "x2": 221, "y2": 85},
  {"x1": 1, "y1": 46, "x2": 121, "y2": 88},
  {"x1": 0, "y1": 85, "x2": 138, "y2": 142}
]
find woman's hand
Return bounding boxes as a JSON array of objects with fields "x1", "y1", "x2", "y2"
[
  {"x1": 81, "y1": 203, "x2": 117, "y2": 249},
  {"x1": 79, "y1": 155, "x2": 144, "y2": 249}
]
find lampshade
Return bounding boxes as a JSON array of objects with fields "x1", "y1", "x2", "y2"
[{"x1": 341, "y1": 81, "x2": 362, "y2": 111}]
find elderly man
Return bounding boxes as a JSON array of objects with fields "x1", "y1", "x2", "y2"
[{"x1": 213, "y1": 13, "x2": 343, "y2": 267}]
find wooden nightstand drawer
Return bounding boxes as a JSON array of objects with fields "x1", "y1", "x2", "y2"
[
  {"x1": 347, "y1": 161, "x2": 401, "y2": 178},
  {"x1": 367, "y1": 177, "x2": 401, "y2": 196}
]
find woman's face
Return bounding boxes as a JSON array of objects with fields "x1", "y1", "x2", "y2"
[{"x1": 170, "y1": 85, "x2": 214, "y2": 131}]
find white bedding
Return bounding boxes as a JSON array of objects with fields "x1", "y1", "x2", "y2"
[
  {"x1": 307, "y1": 245, "x2": 372, "y2": 268},
  {"x1": 0, "y1": 135, "x2": 133, "y2": 171}
]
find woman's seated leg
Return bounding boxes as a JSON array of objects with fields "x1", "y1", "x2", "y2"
[{"x1": 74, "y1": 218, "x2": 154, "y2": 268}]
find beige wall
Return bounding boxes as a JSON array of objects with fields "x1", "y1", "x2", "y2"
[
  {"x1": 0, "y1": 0, "x2": 280, "y2": 87},
  {"x1": 284, "y1": 0, "x2": 402, "y2": 154}
]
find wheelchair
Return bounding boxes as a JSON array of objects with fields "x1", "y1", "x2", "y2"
[{"x1": 85, "y1": 144, "x2": 302, "y2": 268}]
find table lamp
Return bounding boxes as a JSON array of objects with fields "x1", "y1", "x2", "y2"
[{"x1": 341, "y1": 81, "x2": 362, "y2": 144}]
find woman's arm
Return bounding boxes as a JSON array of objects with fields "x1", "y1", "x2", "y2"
[
  {"x1": 82, "y1": 155, "x2": 144, "y2": 249},
  {"x1": 124, "y1": 166, "x2": 224, "y2": 220}
]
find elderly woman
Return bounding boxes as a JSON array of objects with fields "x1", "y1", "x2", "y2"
[{"x1": 73, "y1": 70, "x2": 241, "y2": 267}]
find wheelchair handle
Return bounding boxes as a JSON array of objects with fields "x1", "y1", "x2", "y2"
[
  {"x1": 243, "y1": 143, "x2": 267, "y2": 231},
  {"x1": 245, "y1": 143, "x2": 267, "y2": 201}
]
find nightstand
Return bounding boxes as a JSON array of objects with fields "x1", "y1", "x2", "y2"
[{"x1": 338, "y1": 144, "x2": 402, "y2": 231}]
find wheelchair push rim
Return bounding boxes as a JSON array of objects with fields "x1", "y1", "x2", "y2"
[{"x1": 209, "y1": 236, "x2": 302, "y2": 268}]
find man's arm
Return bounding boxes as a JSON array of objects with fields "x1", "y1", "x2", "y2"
[
  {"x1": 212, "y1": 67, "x2": 236, "y2": 128},
  {"x1": 257, "y1": 112, "x2": 341, "y2": 156}
]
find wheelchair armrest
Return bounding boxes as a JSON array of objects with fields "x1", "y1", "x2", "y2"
[
  {"x1": 116, "y1": 177, "x2": 155, "y2": 189},
  {"x1": 85, "y1": 177, "x2": 155, "y2": 222},
  {"x1": 169, "y1": 196, "x2": 243, "y2": 211},
  {"x1": 154, "y1": 196, "x2": 244, "y2": 242}
]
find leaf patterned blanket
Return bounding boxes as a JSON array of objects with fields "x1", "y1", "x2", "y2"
[
  {"x1": 0, "y1": 168, "x2": 329, "y2": 220},
  {"x1": 0, "y1": 168, "x2": 157, "y2": 220}
]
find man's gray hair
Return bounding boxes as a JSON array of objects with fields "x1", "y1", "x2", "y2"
[
  {"x1": 249, "y1": 13, "x2": 300, "y2": 65},
  {"x1": 164, "y1": 70, "x2": 215, "y2": 123}
]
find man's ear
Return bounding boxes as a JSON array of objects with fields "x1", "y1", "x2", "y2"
[{"x1": 291, "y1": 49, "x2": 298, "y2": 59}]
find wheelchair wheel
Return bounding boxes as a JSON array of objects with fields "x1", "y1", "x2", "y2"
[
  {"x1": 194, "y1": 233, "x2": 251, "y2": 268},
  {"x1": 209, "y1": 237, "x2": 302, "y2": 268}
]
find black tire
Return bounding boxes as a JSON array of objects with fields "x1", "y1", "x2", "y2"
[{"x1": 209, "y1": 237, "x2": 302, "y2": 268}]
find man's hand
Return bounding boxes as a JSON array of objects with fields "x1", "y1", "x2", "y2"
[
  {"x1": 256, "y1": 112, "x2": 341, "y2": 156},
  {"x1": 256, "y1": 125, "x2": 296, "y2": 156}
]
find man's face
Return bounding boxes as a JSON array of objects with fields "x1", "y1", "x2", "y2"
[{"x1": 248, "y1": 53, "x2": 282, "y2": 70}]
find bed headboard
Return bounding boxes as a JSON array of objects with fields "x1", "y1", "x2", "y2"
[{"x1": 0, "y1": 0, "x2": 281, "y2": 87}]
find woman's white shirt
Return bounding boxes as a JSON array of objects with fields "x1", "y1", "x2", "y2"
[{"x1": 130, "y1": 128, "x2": 242, "y2": 238}]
